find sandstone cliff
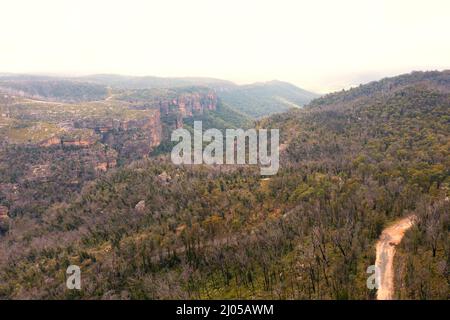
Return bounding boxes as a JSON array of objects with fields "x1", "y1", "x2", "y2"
[{"x1": 158, "y1": 90, "x2": 217, "y2": 117}]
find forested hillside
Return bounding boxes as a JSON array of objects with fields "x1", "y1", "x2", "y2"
[
  {"x1": 0, "y1": 71, "x2": 448, "y2": 299},
  {"x1": 218, "y1": 80, "x2": 319, "y2": 118}
]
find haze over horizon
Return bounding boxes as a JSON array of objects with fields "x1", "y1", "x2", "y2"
[{"x1": 1, "y1": 0, "x2": 449, "y2": 93}]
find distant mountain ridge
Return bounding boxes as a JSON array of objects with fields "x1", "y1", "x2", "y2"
[
  {"x1": 79, "y1": 74, "x2": 236, "y2": 90},
  {"x1": 0, "y1": 73, "x2": 319, "y2": 118},
  {"x1": 81, "y1": 74, "x2": 319, "y2": 118}
]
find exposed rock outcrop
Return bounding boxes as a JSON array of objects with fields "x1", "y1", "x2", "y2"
[
  {"x1": 135, "y1": 200, "x2": 146, "y2": 212},
  {"x1": 0, "y1": 205, "x2": 9, "y2": 234},
  {"x1": 61, "y1": 137, "x2": 95, "y2": 147},
  {"x1": 157, "y1": 171, "x2": 172, "y2": 184},
  {"x1": 0, "y1": 205, "x2": 9, "y2": 220},
  {"x1": 74, "y1": 109, "x2": 162, "y2": 148},
  {"x1": 40, "y1": 136, "x2": 96, "y2": 148},
  {"x1": 158, "y1": 90, "x2": 217, "y2": 117},
  {"x1": 40, "y1": 136, "x2": 61, "y2": 147}
]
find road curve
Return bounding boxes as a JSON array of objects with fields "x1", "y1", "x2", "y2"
[{"x1": 375, "y1": 215, "x2": 415, "y2": 300}]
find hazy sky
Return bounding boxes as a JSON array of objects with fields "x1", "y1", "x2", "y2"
[{"x1": 1, "y1": 0, "x2": 449, "y2": 92}]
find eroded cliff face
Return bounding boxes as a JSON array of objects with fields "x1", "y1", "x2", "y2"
[
  {"x1": 38, "y1": 109, "x2": 162, "y2": 169},
  {"x1": 40, "y1": 136, "x2": 96, "y2": 148},
  {"x1": 0, "y1": 205, "x2": 8, "y2": 235},
  {"x1": 159, "y1": 90, "x2": 218, "y2": 117},
  {"x1": 149, "y1": 109, "x2": 163, "y2": 147},
  {"x1": 40, "y1": 136, "x2": 61, "y2": 147},
  {"x1": 0, "y1": 206, "x2": 8, "y2": 219},
  {"x1": 36, "y1": 90, "x2": 216, "y2": 166},
  {"x1": 157, "y1": 90, "x2": 217, "y2": 131},
  {"x1": 94, "y1": 149, "x2": 118, "y2": 172},
  {"x1": 72, "y1": 109, "x2": 162, "y2": 149},
  {"x1": 176, "y1": 91, "x2": 217, "y2": 117},
  {"x1": 122, "y1": 109, "x2": 162, "y2": 147},
  {"x1": 119, "y1": 89, "x2": 218, "y2": 138}
]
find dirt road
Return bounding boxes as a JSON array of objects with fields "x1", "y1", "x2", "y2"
[{"x1": 375, "y1": 215, "x2": 415, "y2": 300}]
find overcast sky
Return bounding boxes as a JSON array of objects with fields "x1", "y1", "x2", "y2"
[{"x1": 0, "y1": 0, "x2": 449, "y2": 93}]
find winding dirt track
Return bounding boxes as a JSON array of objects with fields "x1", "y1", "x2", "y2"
[{"x1": 375, "y1": 215, "x2": 415, "y2": 300}]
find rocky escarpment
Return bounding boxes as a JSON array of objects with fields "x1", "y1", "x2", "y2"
[
  {"x1": 157, "y1": 90, "x2": 218, "y2": 129},
  {"x1": 120, "y1": 110, "x2": 162, "y2": 147},
  {"x1": 127, "y1": 89, "x2": 217, "y2": 117},
  {"x1": 160, "y1": 91, "x2": 217, "y2": 117},
  {"x1": 0, "y1": 205, "x2": 9, "y2": 235},
  {"x1": 118, "y1": 88, "x2": 218, "y2": 131},
  {"x1": 31, "y1": 89, "x2": 217, "y2": 163},
  {"x1": 40, "y1": 136, "x2": 97, "y2": 148},
  {"x1": 38, "y1": 110, "x2": 162, "y2": 166},
  {"x1": 72, "y1": 109, "x2": 163, "y2": 148},
  {"x1": 0, "y1": 206, "x2": 8, "y2": 219}
]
